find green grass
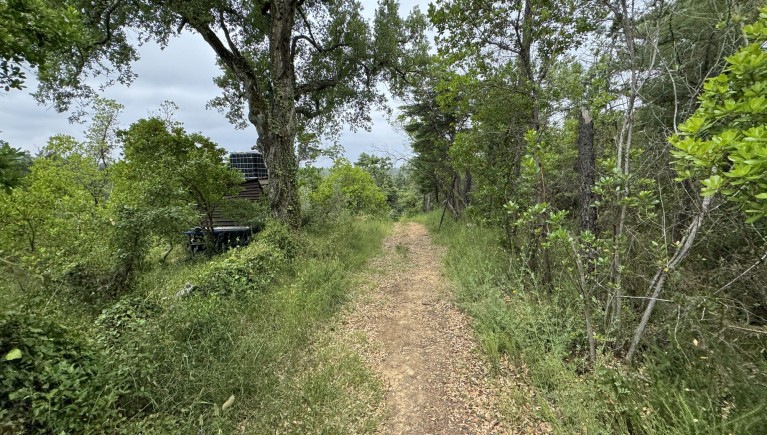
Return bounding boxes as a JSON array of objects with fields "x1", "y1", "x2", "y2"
[
  {"x1": 414, "y1": 212, "x2": 767, "y2": 434},
  {"x1": 414, "y1": 212, "x2": 612, "y2": 432},
  {"x1": 1, "y1": 217, "x2": 391, "y2": 433}
]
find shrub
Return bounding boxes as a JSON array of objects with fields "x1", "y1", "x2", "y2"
[
  {"x1": 195, "y1": 241, "x2": 285, "y2": 296},
  {"x1": 95, "y1": 296, "x2": 163, "y2": 345},
  {"x1": 0, "y1": 311, "x2": 121, "y2": 433},
  {"x1": 310, "y1": 162, "x2": 389, "y2": 218},
  {"x1": 258, "y1": 221, "x2": 300, "y2": 260}
]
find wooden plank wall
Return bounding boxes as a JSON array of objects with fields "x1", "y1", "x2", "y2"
[{"x1": 210, "y1": 179, "x2": 264, "y2": 227}]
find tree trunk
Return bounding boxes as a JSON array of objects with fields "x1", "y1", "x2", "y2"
[
  {"x1": 575, "y1": 107, "x2": 598, "y2": 366},
  {"x1": 262, "y1": 0, "x2": 301, "y2": 228},
  {"x1": 463, "y1": 170, "x2": 473, "y2": 206},
  {"x1": 625, "y1": 195, "x2": 713, "y2": 363},
  {"x1": 577, "y1": 107, "x2": 597, "y2": 236},
  {"x1": 572, "y1": 239, "x2": 596, "y2": 368}
]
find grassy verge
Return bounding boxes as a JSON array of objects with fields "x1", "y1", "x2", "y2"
[
  {"x1": 1, "y1": 217, "x2": 390, "y2": 433},
  {"x1": 415, "y1": 212, "x2": 766, "y2": 434}
]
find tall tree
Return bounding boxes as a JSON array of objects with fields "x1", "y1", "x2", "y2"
[
  {"x1": 32, "y1": 0, "x2": 427, "y2": 227},
  {"x1": 355, "y1": 152, "x2": 396, "y2": 206},
  {"x1": 114, "y1": 118, "x2": 244, "y2": 244}
]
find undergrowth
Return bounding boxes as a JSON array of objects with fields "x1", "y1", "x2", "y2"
[
  {"x1": 1, "y1": 217, "x2": 390, "y2": 433},
  {"x1": 416, "y1": 211, "x2": 767, "y2": 434}
]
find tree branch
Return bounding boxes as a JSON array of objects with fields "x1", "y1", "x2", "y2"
[
  {"x1": 296, "y1": 78, "x2": 341, "y2": 96},
  {"x1": 93, "y1": 0, "x2": 122, "y2": 46},
  {"x1": 186, "y1": 20, "x2": 266, "y2": 113}
]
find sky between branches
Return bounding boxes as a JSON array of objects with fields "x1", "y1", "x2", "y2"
[{"x1": 0, "y1": 0, "x2": 428, "y2": 166}]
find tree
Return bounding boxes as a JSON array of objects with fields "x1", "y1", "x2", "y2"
[
  {"x1": 399, "y1": 62, "x2": 470, "y2": 216},
  {"x1": 623, "y1": 8, "x2": 767, "y2": 363},
  {"x1": 114, "y1": 118, "x2": 244, "y2": 248},
  {"x1": 0, "y1": 135, "x2": 112, "y2": 287},
  {"x1": 311, "y1": 161, "x2": 388, "y2": 216},
  {"x1": 671, "y1": 9, "x2": 767, "y2": 221},
  {"x1": 32, "y1": 0, "x2": 427, "y2": 227},
  {"x1": 0, "y1": 0, "x2": 85, "y2": 91},
  {"x1": 355, "y1": 152, "x2": 395, "y2": 205},
  {"x1": 84, "y1": 97, "x2": 123, "y2": 169}
]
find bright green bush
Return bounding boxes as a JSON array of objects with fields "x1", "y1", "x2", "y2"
[
  {"x1": 257, "y1": 221, "x2": 300, "y2": 260},
  {"x1": 194, "y1": 241, "x2": 285, "y2": 296},
  {"x1": 671, "y1": 8, "x2": 767, "y2": 221},
  {"x1": 310, "y1": 162, "x2": 389, "y2": 217}
]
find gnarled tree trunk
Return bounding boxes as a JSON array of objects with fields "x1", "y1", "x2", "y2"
[{"x1": 259, "y1": 0, "x2": 301, "y2": 227}]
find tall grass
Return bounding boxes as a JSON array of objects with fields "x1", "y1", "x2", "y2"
[
  {"x1": 416, "y1": 212, "x2": 767, "y2": 434},
  {"x1": 1, "y1": 217, "x2": 390, "y2": 433}
]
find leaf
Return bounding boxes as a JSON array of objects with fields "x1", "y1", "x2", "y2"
[
  {"x1": 221, "y1": 394, "x2": 235, "y2": 412},
  {"x1": 4, "y1": 348, "x2": 22, "y2": 361}
]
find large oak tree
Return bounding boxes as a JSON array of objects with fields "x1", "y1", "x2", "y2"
[{"x1": 32, "y1": 0, "x2": 427, "y2": 226}]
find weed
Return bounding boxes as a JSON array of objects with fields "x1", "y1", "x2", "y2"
[
  {"x1": 0, "y1": 217, "x2": 391, "y2": 433},
  {"x1": 395, "y1": 243, "x2": 410, "y2": 257},
  {"x1": 418, "y1": 211, "x2": 767, "y2": 434}
]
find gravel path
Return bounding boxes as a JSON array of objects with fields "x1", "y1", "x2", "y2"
[{"x1": 336, "y1": 221, "x2": 508, "y2": 434}]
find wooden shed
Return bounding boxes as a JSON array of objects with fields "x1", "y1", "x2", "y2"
[
  {"x1": 210, "y1": 178, "x2": 269, "y2": 227},
  {"x1": 212, "y1": 152, "x2": 269, "y2": 226}
]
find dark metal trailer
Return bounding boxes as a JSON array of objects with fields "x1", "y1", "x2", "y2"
[{"x1": 183, "y1": 226, "x2": 254, "y2": 253}]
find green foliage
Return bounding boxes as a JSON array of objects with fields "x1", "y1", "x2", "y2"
[
  {"x1": 418, "y1": 212, "x2": 611, "y2": 431},
  {"x1": 399, "y1": 62, "x2": 469, "y2": 216},
  {"x1": 0, "y1": 311, "x2": 121, "y2": 433},
  {"x1": 0, "y1": 135, "x2": 113, "y2": 292},
  {"x1": 310, "y1": 162, "x2": 389, "y2": 217},
  {"x1": 84, "y1": 97, "x2": 123, "y2": 167},
  {"x1": 421, "y1": 211, "x2": 767, "y2": 433},
  {"x1": 95, "y1": 296, "x2": 162, "y2": 345},
  {"x1": 0, "y1": 0, "x2": 85, "y2": 91},
  {"x1": 1, "y1": 216, "x2": 389, "y2": 433},
  {"x1": 355, "y1": 152, "x2": 396, "y2": 204},
  {"x1": 257, "y1": 221, "x2": 300, "y2": 261},
  {"x1": 391, "y1": 163, "x2": 424, "y2": 218},
  {"x1": 0, "y1": 141, "x2": 31, "y2": 191},
  {"x1": 194, "y1": 241, "x2": 285, "y2": 297},
  {"x1": 114, "y1": 117, "x2": 243, "y2": 243},
  {"x1": 217, "y1": 197, "x2": 269, "y2": 230},
  {"x1": 671, "y1": 8, "x2": 767, "y2": 221}
]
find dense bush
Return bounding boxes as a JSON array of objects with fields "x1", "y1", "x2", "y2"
[
  {"x1": 257, "y1": 220, "x2": 300, "y2": 260},
  {"x1": 0, "y1": 311, "x2": 122, "y2": 433},
  {"x1": 193, "y1": 240, "x2": 285, "y2": 296},
  {"x1": 310, "y1": 162, "x2": 389, "y2": 218},
  {"x1": 0, "y1": 219, "x2": 388, "y2": 434}
]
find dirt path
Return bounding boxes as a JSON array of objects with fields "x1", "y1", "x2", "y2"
[{"x1": 337, "y1": 222, "x2": 507, "y2": 434}]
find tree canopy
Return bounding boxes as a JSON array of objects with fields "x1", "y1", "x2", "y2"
[{"x1": 26, "y1": 0, "x2": 427, "y2": 227}]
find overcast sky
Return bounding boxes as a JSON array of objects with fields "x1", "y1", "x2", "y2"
[{"x1": 0, "y1": 0, "x2": 429, "y2": 165}]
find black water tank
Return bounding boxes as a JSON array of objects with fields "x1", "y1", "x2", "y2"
[{"x1": 229, "y1": 151, "x2": 268, "y2": 180}]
